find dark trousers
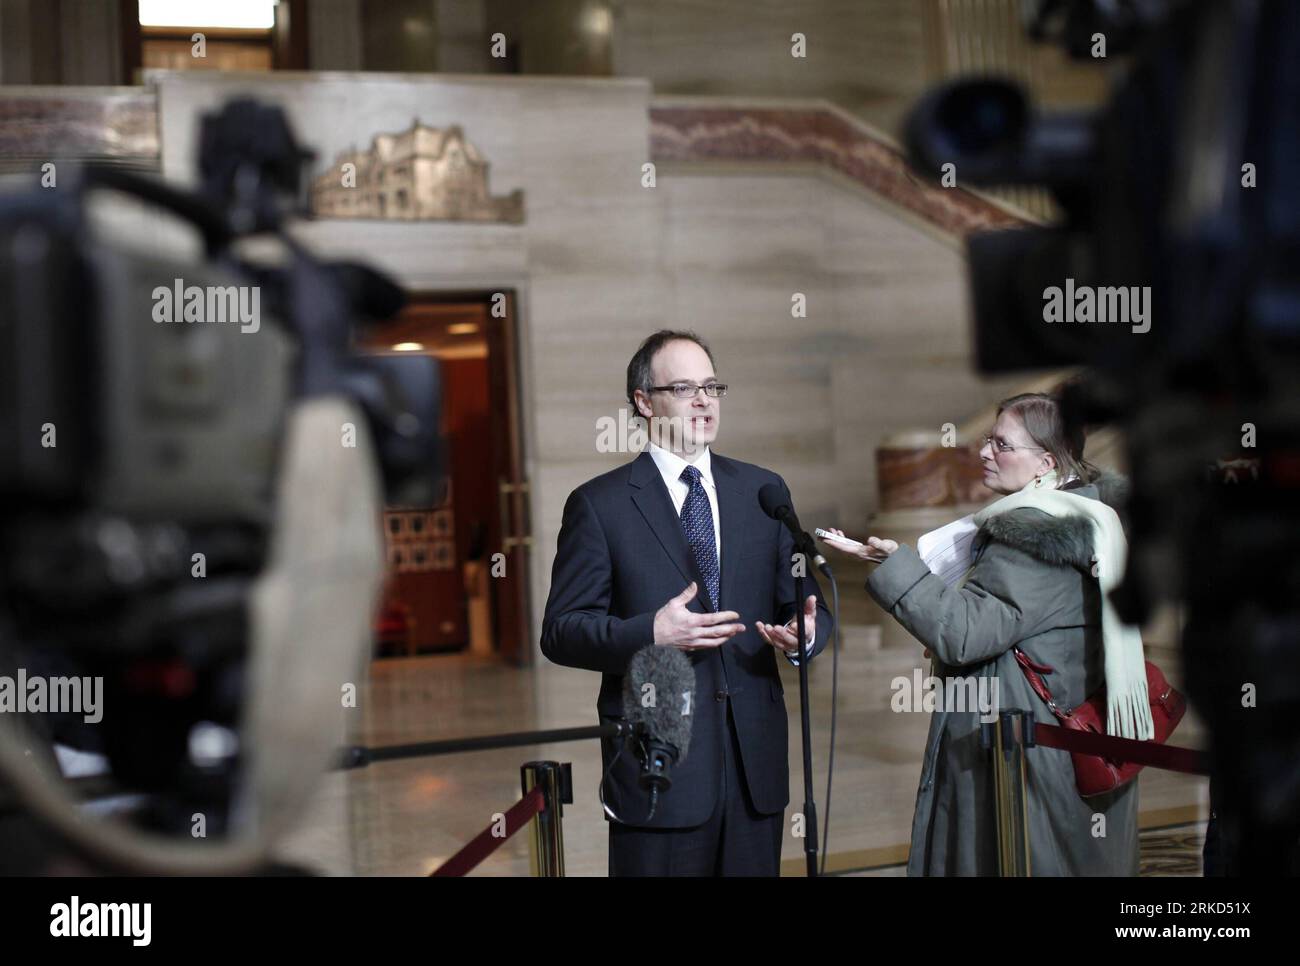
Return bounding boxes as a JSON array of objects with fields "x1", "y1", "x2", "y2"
[{"x1": 608, "y1": 702, "x2": 784, "y2": 876}]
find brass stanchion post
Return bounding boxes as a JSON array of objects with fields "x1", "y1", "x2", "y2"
[
  {"x1": 520, "y1": 761, "x2": 571, "y2": 877},
  {"x1": 982, "y1": 708, "x2": 1034, "y2": 876}
]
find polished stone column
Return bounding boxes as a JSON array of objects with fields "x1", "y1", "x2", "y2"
[
  {"x1": 2, "y1": 0, "x2": 123, "y2": 85},
  {"x1": 361, "y1": 0, "x2": 438, "y2": 72},
  {"x1": 309, "y1": 0, "x2": 363, "y2": 71},
  {"x1": 435, "y1": 0, "x2": 488, "y2": 73}
]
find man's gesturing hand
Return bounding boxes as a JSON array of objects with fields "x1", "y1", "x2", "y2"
[
  {"x1": 653, "y1": 581, "x2": 746, "y2": 651},
  {"x1": 756, "y1": 594, "x2": 818, "y2": 655}
]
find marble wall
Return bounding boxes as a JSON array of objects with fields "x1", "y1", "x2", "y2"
[
  {"x1": 154, "y1": 70, "x2": 659, "y2": 655},
  {"x1": 145, "y1": 71, "x2": 1024, "y2": 655}
]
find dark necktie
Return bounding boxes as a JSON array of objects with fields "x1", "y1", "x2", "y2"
[{"x1": 679, "y1": 465, "x2": 719, "y2": 611}]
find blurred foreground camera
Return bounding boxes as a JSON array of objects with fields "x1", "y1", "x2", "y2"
[
  {"x1": 0, "y1": 99, "x2": 443, "y2": 874},
  {"x1": 906, "y1": 0, "x2": 1300, "y2": 874}
]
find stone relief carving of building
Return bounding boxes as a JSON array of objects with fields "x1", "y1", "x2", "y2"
[{"x1": 310, "y1": 120, "x2": 524, "y2": 223}]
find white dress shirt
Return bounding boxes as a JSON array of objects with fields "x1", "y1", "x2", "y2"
[
  {"x1": 647, "y1": 443, "x2": 722, "y2": 565},
  {"x1": 646, "y1": 443, "x2": 814, "y2": 657}
]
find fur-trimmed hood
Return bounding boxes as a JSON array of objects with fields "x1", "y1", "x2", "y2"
[{"x1": 975, "y1": 471, "x2": 1129, "y2": 570}]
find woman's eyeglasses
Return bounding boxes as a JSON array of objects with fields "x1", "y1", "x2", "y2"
[
  {"x1": 649, "y1": 383, "x2": 728, "y2": 399},
  {"x1": 982, "y1": 434, "x2": 1044, "y2": 454}
]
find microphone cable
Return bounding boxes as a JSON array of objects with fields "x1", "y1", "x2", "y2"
[
  {"x1": 819, "y1": 568, "x2": 841, "y2": 875},
  {"x1": 598, "y1": 729, "x2": 631, "y2": 824},
  {"x1": 597, "y1": 724, "x2": 667, "y2": 825}
]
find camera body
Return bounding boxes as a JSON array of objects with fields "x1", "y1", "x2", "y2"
[{"x1": 0, "y1": 99, "x2": 443, "y2": 872}]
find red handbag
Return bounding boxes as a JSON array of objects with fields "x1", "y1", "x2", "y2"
[{"x1": 1013, "y1": 647, "x2": 1187, "y2": 797}]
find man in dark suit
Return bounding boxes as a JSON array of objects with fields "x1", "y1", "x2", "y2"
[{"x1": 541, "y1": 330, "x2": 833, "y2": 876}]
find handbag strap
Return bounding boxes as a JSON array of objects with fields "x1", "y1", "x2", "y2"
[{"x1": 1012, "y1": 646, "x2": 1072, "y2": 721}]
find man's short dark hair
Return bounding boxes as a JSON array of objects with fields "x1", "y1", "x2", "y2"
[{"x1": 626, "y1": 329, "x2": 716, "y2": 407}]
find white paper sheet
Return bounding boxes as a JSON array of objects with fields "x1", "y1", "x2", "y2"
[{"x1": 916, "y1": 513, "x2": 979, "y2": 587}]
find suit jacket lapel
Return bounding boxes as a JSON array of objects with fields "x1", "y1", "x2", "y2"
[
  {"x1": 628, "y1": 450, "x2": 715, "y2": 610},
  {"x1": 712, "y1": 453, "x2": 745, "y2": 613}
]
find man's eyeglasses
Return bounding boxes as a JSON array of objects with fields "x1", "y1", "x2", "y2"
[
  {"x1": 982, "y1": 434, "x2": 1044, "y2": 455},
  {"x1": 649, "y1": 383, "x2": 728, "y2": 399}
]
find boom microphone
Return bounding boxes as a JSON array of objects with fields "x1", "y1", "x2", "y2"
[
  {"x1": 758, "y1": 482, "x2": 831, "y2": 577},
  {"x1": 622, "y1": 646, "x2": 695, "y2": 820}
]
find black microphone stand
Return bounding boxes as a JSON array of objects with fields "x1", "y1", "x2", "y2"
[
  {"x1": 759, "y1": 484, "x2": 827, "y2": 877},
  {"x1": 793, "y1": 540, "x2": 820, "y2": 877}
]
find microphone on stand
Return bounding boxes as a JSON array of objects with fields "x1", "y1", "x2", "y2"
[{"x1": 758, "y1": 482, "x2": 832, "y2": 578}]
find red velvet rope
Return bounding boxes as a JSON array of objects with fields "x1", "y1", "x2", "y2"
[
  {"x1": 1032, "y1": 723, "x2": 1209, "y2": 776},
  {"x1": 429, "y1": 726, "x2": 1205, "y2": 877},
  {"x1": 430, "y1": 785, "x2": 548, "y2": 877}
]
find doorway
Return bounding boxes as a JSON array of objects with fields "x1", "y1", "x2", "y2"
[{"x1": 357, "y1": 290, "x2": 532, "y2": 667}]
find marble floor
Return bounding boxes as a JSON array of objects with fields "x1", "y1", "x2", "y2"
[{"x1": 277, "y1": 571, "x2": 1210, "y2": 877}]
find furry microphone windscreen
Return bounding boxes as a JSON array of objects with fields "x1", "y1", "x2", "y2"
[{"x1": 622, "y1": 645, "x2": 695, "y2": 762}]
